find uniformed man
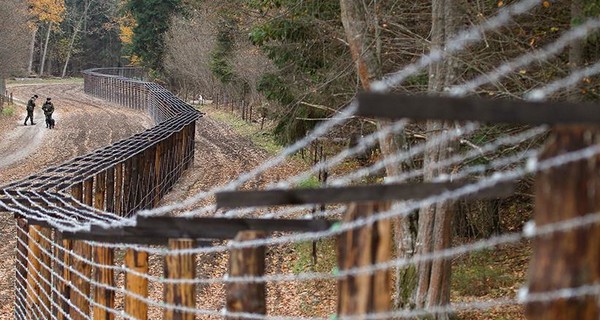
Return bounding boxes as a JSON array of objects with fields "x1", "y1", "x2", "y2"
[
  {"x1": 24, "y1": 94, "x2": 38, "y2": 125},
  {"x1": 42, "y1": 97, "x2": 55, "y2": 129}
]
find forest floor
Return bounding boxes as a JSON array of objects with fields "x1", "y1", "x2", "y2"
[{"x1": 0, "y1": 80, "x2": 530, "y2": 319}]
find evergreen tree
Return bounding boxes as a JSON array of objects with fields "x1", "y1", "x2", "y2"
[{"x1": 126, "y1": 0, "x2": 182, "y2": 71}]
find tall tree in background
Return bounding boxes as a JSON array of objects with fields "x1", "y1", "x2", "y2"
[
  {"x1": 569, "y1": 0, "x2": 584, "y2": 101},
  {"x1": 0, "y1": 0, "x2": 29, "y2": 91},
  {"x1": 27, "y1": 0, "x2": 65, "y2": 76},
  {"x1": 338, "y1": 0, "x2": 414, "y2": 309},
  {"x1": 248, "y1": 0, "x2": 352, "y2": 143},
  {"x1": 126, "y1": 0, "x2": 181, "y2": 71},
  {"x1": 61, "y1": 0, "x2": 94, "y2": 77},
  {"x1": 414, "y1": 0, "x2": 461, "y2": 318}
]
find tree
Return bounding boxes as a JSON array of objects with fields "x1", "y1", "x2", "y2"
[
  {"x1": 0, "y1": 0, "x2": 29, "y2": 82},
  {"x1": 126, "y1": 0, "x2": 182, "y2": 71},
  {"x1": 61, "y1": 0, "x2": 93, "y2": 77},
  {"x1": 27, "y1": 0, "x2": 66, "y2": 76},
  {"x1": 411, "y1": 1, "x2": 461, "y2": 318}
]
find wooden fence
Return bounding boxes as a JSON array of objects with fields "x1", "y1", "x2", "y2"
[
  {"x1": 1, "y1": 67, "x2": 202, "y2": 319},
  {"x1": 1, "y1": 69, "x2": 599, "y2": 319}
]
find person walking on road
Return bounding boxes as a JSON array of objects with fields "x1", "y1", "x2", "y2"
[
  {"x1": 24, "y1": 94, "x2": 38, "y2": 125},
  {"x1": 42, "y1": 97, "x2": 55, "y2": 129}
]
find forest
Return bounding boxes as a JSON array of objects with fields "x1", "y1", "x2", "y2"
[
  {"x1": 1, "y1": 0, "x2": 600, "y2": 318},
  {"x1": 2, "y1": 1, "x2": 599, "y2": 141}
]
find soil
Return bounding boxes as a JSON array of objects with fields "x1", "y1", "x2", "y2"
[
  {"x1": 0, "y1": 82, "x2": 309, "y2": 319},
  {"x1": 0, "y1": 82, "x2": 528, "y2": 320}
]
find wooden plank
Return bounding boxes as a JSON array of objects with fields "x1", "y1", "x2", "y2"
[
  {"x1": 26, "y1": 225, "x2": 52, "y2": 319},
  {"x1": 53, "y1": 232, "x2": 72, "y2": 320},
  {"x1": 226, "y1": 231, "x2": 266, "y2": 320},
  {"x1": 338, "y1": 202, "x2": 392, "y2": 316},
  {"x1": 216, "y1": 180, "x2": 515, "y2": 208},
  {"x1": 71, "y1": 180, "x2": 92, "y2": 320},
  {"x1": 62, "y1": 217, "x2": 333, "y2": 244},
  {"x1": 125, "y1": 249, "x2": 149, "y2": 320},
  {"x1": 93, "y1": 247, "x2": 114, "y2": 320},
  {"x1": 105, "y1": 167, "x2": 115, "y2": 213},
  {"x1": 357, "y1": 93, "x2": 600, "y2": 124},
  {"x1": 70, "y1": 241, "x2": 92, "y2": 319},
  {"x1": 15, "y1": 218, "x2": 29, "y2": 318},
  {"x1": 92, "y1": 171, "x2": 115, "y2": 320},
  {"x1": 136, "y1": 216, "x2": 334, "y2": 236},
  {"x1": 164, "y1": 239, "x2": 196, "y2": 320},
  {"x1": 525, "y1": 126, "x2": 600, "y2": 319}
]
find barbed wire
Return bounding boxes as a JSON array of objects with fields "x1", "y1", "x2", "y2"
[{"x1": 6, "y1": 1, "x2": 600, "y2": 318}]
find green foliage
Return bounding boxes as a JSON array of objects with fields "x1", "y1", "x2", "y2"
[
  {"x1": 245, "y1": 0, "x2": 349, "y2": 143},
  {"x1": 210, "y1": 16, "x2": 237, "y2": 83},
  {"x1": 452, "y1": 249, "x2": 517, "y2": 297},
  {"x1": 295, "y1": 176, "x2": 320, "y2": 189},
  {"x1": 126, "y1": 0, "x2": 182, "y2": 71},
  {"x1": 291, "y1": 238, "x2": 336, "y2": 274},
  {"x1": 1, "y1": 105, "x2": 14, "y2": 117},
  {"x1": 257, "y1": 73, "x2": 294, "y2": 105}
]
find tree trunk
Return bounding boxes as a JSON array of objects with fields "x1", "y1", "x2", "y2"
[
  {"x1": 568, "y1": 0, "x2": 584, "y2": 102},
  {"x1": 39, "y1": 22, "x2": 52, "y2": 77},
  {"x1": 27, "y1": 26, "x2": 38, "y2": 75},
  {"x1": 413, "y1": 0, "x2": 460, "y2": 318},
  {"x1": 339, "y1": 0, "x2": 410, "y2": 309},
  {"x1": 62, "y1": 2, "x2": 92, "y2": 78}
]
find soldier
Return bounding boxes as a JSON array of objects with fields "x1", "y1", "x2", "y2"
[
  {"x1": 23, "y1": 94, "x2": 38, "y2": 125},
  {"x1": 42, "y1": 97, "x2": 55, "y2": 129}
]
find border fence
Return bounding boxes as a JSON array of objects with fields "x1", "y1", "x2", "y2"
[
  {"x1": 1, "y1": 66, "x2": 599, "y2": 320},
  {"x1": 0, "y1": 67, "x2": 202, "y2": 319}
]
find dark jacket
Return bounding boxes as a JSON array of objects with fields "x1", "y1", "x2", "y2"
[{"x1": 42, "y1": 101, "x2": 54, "y2": 116}]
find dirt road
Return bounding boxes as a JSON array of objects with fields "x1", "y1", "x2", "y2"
[{"x1": 0, "y1": 82, "x2": 303, "y2": 318}]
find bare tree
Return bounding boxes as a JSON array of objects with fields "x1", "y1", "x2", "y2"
[
  {"x1": 164, "y1": 8, "x2": 219, "y2": 98},
  {"x1": 61, "y1": 0, "x2": 93, "y2": 78},
  {"x1": 230, "y1": 37, "x2": 275, "y2": 107},
  {"x1": 39, "y1": 22, "x2": 53, "y2": 76},
  {"x1": 568, "y1": 0, "x2": 584, "y2": 102}
]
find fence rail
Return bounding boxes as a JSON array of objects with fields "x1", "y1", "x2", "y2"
[
  {"x1": 0, "y1": 67, "x2": 202, "y2": 319},
  {"x1": 1, "y1": 69, "x2": 599, "y2": 319}
]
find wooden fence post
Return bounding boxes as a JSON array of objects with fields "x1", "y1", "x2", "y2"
[
  {"x1": 125, "y1": 248, "x2": 149, "y2": 320},
  {"x1": 337, "y1": 202, "x2": 392, "y2": 317},
  {"x1": 71, "y1": 181, "x2": 92, "y2": 319},
  {"x1": 164, "y1": 239, "x2": 196, "y2": 320},
  {"x1": 115, "y1": 162, "x2": 124, "y2": 216},
  {"x1": 226, "y1": 231, "x2": 266, "y2": 320},
  {"x1": 53, "y1": 230, "x2": 72, "y2": 320},
  {"x1": 15, "y1": 218, "x2": 29, "y2": 318},
  {"x1": 525, "y1": 126, "x2": 600, "y2": 320},
  {"x1": 26, "y1": 225, "x2": 52, "y2": 319},
  {"x1": 153, "y1": 141, "x2": 163, "y2": 207},
  {"x1": 93, "y1": 171, "x2": 115, "y2": 319},
  {"x1": 106, "y1": 167, "x2": 115, "y2": 213}
]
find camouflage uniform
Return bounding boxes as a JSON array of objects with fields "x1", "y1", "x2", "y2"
[
  {"x1": 42, "y1": 99, "x2": 55, "y2": 129},
  {"x1": 24, "y1": 95, "x2": 37, "y2": 125}
]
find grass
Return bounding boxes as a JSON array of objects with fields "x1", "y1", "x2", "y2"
[
  {"x1": 287, "y1": 238, "x2": 338, "y2": 316},
  {"x1": 7, "y1": 77, "x2": 84, "y2": 86},
  {"x1": 1, "y1": 104, "x2": 15, "y2": 117},
  {"x1": 202, "y1": 104, "x2": 282, "y2": 155},
  {"x1": 452, "y1": 247, "x2": 525, "y2": 298}
]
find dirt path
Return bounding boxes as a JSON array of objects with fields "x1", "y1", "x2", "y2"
[
  {"x1": 0, "y1": 83, "x2": 306, "y2": 319},
  {"x1": 0, "y1": 82, "x2": 153, "y2": 318}
]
